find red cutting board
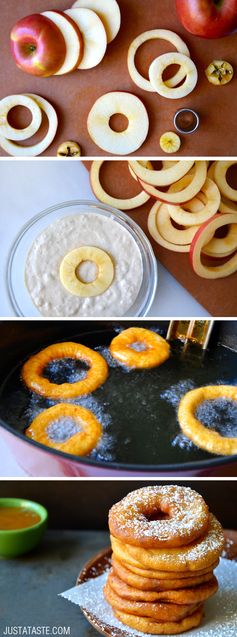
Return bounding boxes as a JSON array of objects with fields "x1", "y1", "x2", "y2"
[
  {"x1": 1, "y1": 0, "x2": 237, "y2": 156},
  {"x1": 85, "y1": 160, "x2": 237, "y2": 317}
]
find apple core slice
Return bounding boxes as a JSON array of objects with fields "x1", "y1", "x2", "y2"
[
  {"x1": 71, "y1": 0, "x2": 121, "y2": 43},
  {"x1": 190, "y1": 213, "x2": 237, "y2": 279},
  {"x1": 214, "y1": 161, "x2": 237, "y2": 202},
  {"x1": 127, "y1": 29, "x2": 190, "y2": 92},
  {"x1": 42, "y1": 10, "x2": 83, "y2": 74},
  {"x1": 128, "y1": 160, "x2": 194, "y2": 186},
  {"x1": 87, "y1": 92, "x2": 149, "y2": 155},
  {"x1": 65, "y1": 8, "x2": 106, "y2": 70},
  {"x1": 0, "y1": 94, "x2": 58, "y2": 157},
  {"x1": 148, "y1": 201, "x2": 190, "y2": 252},
  {"x1": 90, "y1": 160, "x2": 150, "y2": 210},
  {"x1": 0, "y1": 94, "x2": 42, "y2": 141},
  {"x1": 149, "y1": 53, "x2": 198, "y2": 99},
  {"x1": 138, "y1": 162, "x2": 207, "y2": 205}
]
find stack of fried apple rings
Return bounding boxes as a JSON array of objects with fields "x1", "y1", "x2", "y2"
[{"x1": 105, "y1": 485, "x2": 224, "y2": 635}]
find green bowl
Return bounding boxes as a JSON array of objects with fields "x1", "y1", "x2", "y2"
[{"x1": 0, "y1": 498, "x2": 48, "y2": 557}]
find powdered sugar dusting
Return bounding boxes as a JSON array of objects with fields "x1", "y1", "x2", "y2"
[{"x1": 60, "y1": 558, "x2": 237, "y2": 636}]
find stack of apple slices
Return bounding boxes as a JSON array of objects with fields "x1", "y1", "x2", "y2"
[
  {"x1": 10, "y1": 0, "x2": 121, "y2": 77},
  {"x1": 90, "y1": 160, "x2": 237, "y2": 280}
]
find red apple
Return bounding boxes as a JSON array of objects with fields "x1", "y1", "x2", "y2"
[
  {"x1": 176, "y1": 0, "x2": 237, "y2": 38},
  {"x1": 10, "y1": 14, "x2": 66, "y2": 77}
]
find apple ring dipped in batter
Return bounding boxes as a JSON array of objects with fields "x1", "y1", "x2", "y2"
[
  {"x1": 104, "y1": 580, "x2": 200, "y2": 621},
  {"x1": 109, "y1": 485, "x2": 209, "y2": 549},
  {"x1": 110, "y1": 514, "x2": 224, "y2": 572},
  {"x1": 114, "y1": 607, "x2": 204, "y2": 635},
  {"x1": 178, "y1": 385, "x2": 237, "y2": 456},
  {"x1": 22, "y1": 342, "x2": 108, "y2": 399},
  {"x1": 25, "y1": 403, "x2": 102, "y2": 455},
  {"x1": 107, "y1": 571, "x2": 218, "y2": 604},
  {"x1": 112, "y1": 557, "x2": 217, "y2": 590},
  {"x1": 109, "y1": 327, "x2": 170, "y2": 369}
]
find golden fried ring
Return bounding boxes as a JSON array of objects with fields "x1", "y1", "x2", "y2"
[
  {"x1": 104, "y1": 580, "x2": 199, "y2": 621},
  {"x1": 22, "y1": 341, "x2": 108, "y2": 399},
  {"x1": 114, "y1": 555, "x2": 219, "y2": 580},
  {"x1": 112, "y1": 557, "x2": 216, "y2": 590},
  {"x1": 114, "y1": 607, "x2": 204, "y2": 635},
  {"x1": 25, "y1": 403, "x2": 102, "y2": 455},
  {"x1": 178, "y1": 385, "x2": 237, "y2": 456},
  {"x1": 110, "y1": 514, "x2": 224, "y2": 572},
  {"x1": 108, "y1": 571, "x2": 218, "y2": 604},
  {"x1": 109, "y1": 485, "x2": 209, "y2": 548},
  {"x1": 109, "y1": 327, "x2": 170, "y2": 369}
]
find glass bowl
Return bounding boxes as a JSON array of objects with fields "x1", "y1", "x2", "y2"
[{"x1": 7, "y1": 200, "x2": 158, "y2": 317}]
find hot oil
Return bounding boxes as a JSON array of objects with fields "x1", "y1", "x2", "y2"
[{"x1": 0, "y1": 330, "x2": 237, "y2": 466}]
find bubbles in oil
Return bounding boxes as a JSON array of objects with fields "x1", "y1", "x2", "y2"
[
  {"x1": 160, "y1": 380, "x2": 195, "y2": 407},
  {"x1": 47, "y1": 417, "x2": 82, "y2": 442},
  {"x1": 196, "y1": 398, "x2": 237, "y2": 438}
]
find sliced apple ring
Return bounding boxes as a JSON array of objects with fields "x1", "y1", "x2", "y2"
[
  {"x1": 129, "y1": 160, "x2": 194, "y2": 187},
  {"x1": 90, "y1": 161, "x2": 150, "y2": 210},
  {"x1": 87, "y1": 92, "x2": 149, "y2": 155},
  {"x1": 148, "y1": 201, "x2": 190, "y2": 253},
  {"x1": 60, "y1": 246, "x2": 114, "y2": 297},
  {"x1": 167, "y1": 177, "x2": 220, "y2": 226},
  {"x1": 214, "y1": 161, "x2": 237, "y2": 202},
  {"x1": 138, "y1": 162, "x2": 207, "y2": 205},
  {"x1": 0, "y1": 94, "x2": 42, "y2": 141},
  {"x1": 149, "y1": 53, "x2": 198, "y2": 99},
  {"x1": 203, "y1": 224, "x2": 237, "y2": 258},
  {"x1": 72, "y1": 0, "x2": 121, "y2": 43},
  {"x1": 42, "y1": 10, "x2": 83, "y2": 74},
  {"x1": 127, "y1": 30, "x2": 190, "y2": 93},
  {"x1": 128, "y1": 160, "x2": 153, "y2": 182},
  {"x1": 219, "y1": 196, "x2": 237, "y2": 213},
  {"x1": 190, "y1": 213, "x2": 237, "y2": 279},
  {"x1": 65, "y1": 8, "x2": 107, "y2": 70},
  {"x1": 156, "y1": 203, "x2": 200, "y2": 246},
  {"x1": 207, "y1": 161, "x2": 217, "y2": 182},
  {"x1": 0, "y1": 94, "x2": 58, "y2": 157}
]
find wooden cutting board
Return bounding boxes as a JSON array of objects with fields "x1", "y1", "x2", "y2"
[
  {"x1": 84, "y1": 160, "x2": 237, "y2": 317},
  {"x1": 1, "y1": 0, "x2": 237, "y2": 157}
]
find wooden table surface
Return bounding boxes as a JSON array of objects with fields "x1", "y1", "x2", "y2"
[{"x1": 0, "y1": 530, "x2": 236, "y2": 636}]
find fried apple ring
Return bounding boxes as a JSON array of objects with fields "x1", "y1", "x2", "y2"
[
  {"x1": 109, "y1": 328, "x2": 170, "y2": 369},
  {"x1": 112, "y1": 557, "x2": 216, "y2": 591},
  {"x1": 108, "y1": 571, "x2": 218, "y2": 604},
  {"x1": 109, "y1": 485, "x2": 209, "y2": 548},
  {"x1": 110, "y1": 514, "x2": 224, "y2": 572},
  {"x1": 104, "y1": 580, "x2": 199, "y2": 621},
  {"x1": 114, "y1": 607, "x2": 204, "y2": 635},
  {"x1": 25, "y1": 403, "x2": 102, "y2": 455},
  {"x1": 22, "y1": 341, "x2": 108, "y2": 399},
  {"x1": 117, "y1": 557, "x2": 219, "y2": 580},
  {"x1": 178, "y1": 385, "x2": 237, "y2": 456}
]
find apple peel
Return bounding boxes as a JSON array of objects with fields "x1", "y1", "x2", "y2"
[
  {"x1": 87, "y1": 92, "x2": 149, "y2": 155},
  {"x1": 90, "y1": 161, "x2": 150, "y2": 210},
  {"x1": 0, "y1": 94, "x2": 42, "y2": 141},
  {"x1": 127, "y1": 29, "x2": 190, "y2": 92},
  {"x1": 149, "y1": 52, "x2": 198, "y2": 99},
  {"x1": 65, "y1": 8, "x2": 107, "y2": 70},
  {"x1": 190, "y1": 213, "x2": 237, "y2": 279},
  {"x1": 72, "y1": 0, "x2": 121, "y2": 43},
  {"x1": 128, "y1": 160, "x2": 194, "y2": 187},
  {"x1": 0, "y1": 94, "x2": 58, "y2": 157}
]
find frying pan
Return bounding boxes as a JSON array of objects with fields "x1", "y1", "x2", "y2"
[{"x1": 0, "y1": 320, "x2": 236, "y2": 477}]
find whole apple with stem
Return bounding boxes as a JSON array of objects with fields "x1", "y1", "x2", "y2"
[
  {"x1": 175, "y1": 0, "x2": 237, "y2": 38},
  {"x1": 11, "y1": 14, "x2": 66, "y2": 76}
]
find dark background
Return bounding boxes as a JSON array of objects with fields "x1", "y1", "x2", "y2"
[{"x1": 0, "y1": 479, "x2": 236, "y2": 530}]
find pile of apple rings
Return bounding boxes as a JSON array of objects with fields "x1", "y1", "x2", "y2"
[
  {"x1": 90, "y1": 159, "x2": 237, "y2": 280},
  {"x1": 127, "y1": 29, "x2": 198, "y2": 99},
  {"x1": 0, "y1": 94, "x2": 58, "y2": 156}
]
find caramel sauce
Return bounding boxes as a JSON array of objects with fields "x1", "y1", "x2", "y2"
[{"x1": 0, "y1": 506, "x2": 41, "y2": 530}]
